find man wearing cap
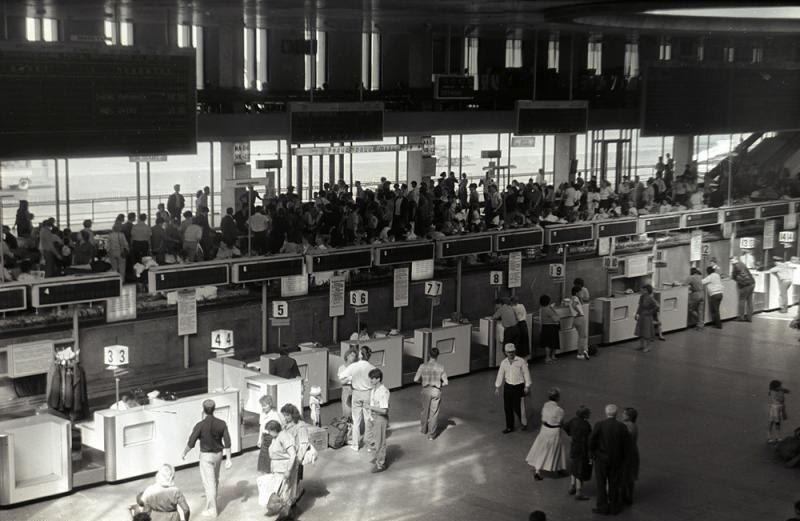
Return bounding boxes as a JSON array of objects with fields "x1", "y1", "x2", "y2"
[
  {"x1": 731, "y1": 255, "x2": 756, "y2": 321},
  {"x1": 494, "y1": 343, "x2": 531, "y2": 433},
  {"x1": 769, "y1": 257, "x2": 796, "y2": 313},
  {"x1": 182, "y1": 399, "x2": 232, "y2": 517}
]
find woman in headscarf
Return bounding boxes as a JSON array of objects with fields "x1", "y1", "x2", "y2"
[{"x1": 136, "y1": 464, "x2": 190, "y2": 521}]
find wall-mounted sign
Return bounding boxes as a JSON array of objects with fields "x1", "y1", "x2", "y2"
[
  {"x1": 393, "y1": 268, "x2": 409, "y2": 308},
  {"x1": 739, "y1": 237, "x2": 756, "y2": 249},
  {"x1": 177, "y1": 289, "x2": 197, "y2": 336},
  {"x1": 489, "y1": 271, "x2": 504, "y2": 286},
  {"x1": 329, "y1": 276, "x2": 345, "y2": 318},
  {"x1": 508, "y1": 252, "x2": 522, "y2": 289},
  {"x1": 424, "y1": 280, "x2": 443, "y2": 297}
]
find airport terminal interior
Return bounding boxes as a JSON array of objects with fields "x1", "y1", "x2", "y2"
[{"x1": 2, "y1": 1, "x2": 800, "y2": 520}]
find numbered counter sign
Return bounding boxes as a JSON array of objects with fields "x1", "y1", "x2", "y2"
[
  {"x1": 489, "y1": 271, "x2": 504, "y2": 286},
  {"x1": 349, "y1": 290, "x2": 369, "y2": 307},
  {"x1": 740, "y1": 237, "x2": 756, "y2": 249},
  {"x1": 549, "y1": 263, "x2": 564, "y2": 279},
  {"x1": 780, "y1": 231, "x2": 795, "y2": 244},
  {"x1": 424, "y1": 280, "x2": 443, "y2": 297},
  {"x1": 702, "y1": 244, "x2": 711, "y2": 256},
  {"x1": 104, "y1": 345, "x2": 129, "y2": 367},
  {"x1": 603, "y1": 256, "x2": 619, "y2": 270},
  {"x1": 211, "y1": 329, "x2": 234, "y2": 350},
  {"x1": 272, "y1": 300, "x2": 289, "y2": 318}
]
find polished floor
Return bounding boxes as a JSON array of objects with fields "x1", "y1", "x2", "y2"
[{"x1": 4, "y1": 312, "x2": 799, "y2": 521}]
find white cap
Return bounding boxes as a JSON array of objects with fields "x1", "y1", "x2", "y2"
[
  {"x1": 504, "y1": 343, "x2": 516, "y2": 353},
  {"x1": 310, "y1": 385, "x2": 322, "y2": 396}
]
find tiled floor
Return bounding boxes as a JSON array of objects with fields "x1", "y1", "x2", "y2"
[{"x1": 4, "y1": 311, "x2": 799, "y2": 521}]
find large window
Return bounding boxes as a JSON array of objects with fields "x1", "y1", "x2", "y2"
[
  {"x1": 178, "y1": 24, "x2": 204, "y2": 89},
  {"x1": 104, "y1": 20, "x2": 133, "y2": 46},
  {"x1": 464, "y1": 37, "x2": 479, "y2": 89},
  {"x1": 587, "y1": 37, "x2": 602, "y2": 74},
  {"x1": 624, "y1": 42, "x2": 639, "y2": 78},
  {"x1": 547, "y1": 33, "x2": 560, "y2": 72},
  {"x1": 304, "y1": 29, "x2": 326, "y2": 90},
  {"x1": 26, "y1": 17, "x2": 58, "y2": 42},
  {"x1": 505, "y1": 39, "x2": 522, "y2": 68},
  {"x1": 658, "y1": 37, "x2": 672, "y2": 61},
  {"x1": 361, "y1": 32, "x2": 381, "y2": 91}
]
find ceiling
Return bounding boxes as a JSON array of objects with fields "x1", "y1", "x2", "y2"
[{"x1": 5, "y1": 0, "x2": 800, "y2": 36}]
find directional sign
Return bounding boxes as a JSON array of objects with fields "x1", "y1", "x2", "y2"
[
  {"x1": 489, "y1": 271, "x2": 504, "y2": 286},
  {"x1": 549, "y1": 263, "x2": 565, "y2": 280},
  {"x1": 349, "y1": 290, "x2": 368, "y2": 307},
  {"x1": 780, "y1": 231, "x2": 796, "y2": 243},
  {"x1": 103, "y1": 345, "x2": 129, "y2": 367},
  {"x1": 739, "y1": 237, "x2": 756, "y2": 249},
  {"x1": 272, "y1": 300, "x2": 289, "y2": 318},
  {"x1": 211, "y1": 329, "x2": 234, "y2": 350},
  {"x1": 424, "y1": 280, "x2": 443, "y2": 297}
]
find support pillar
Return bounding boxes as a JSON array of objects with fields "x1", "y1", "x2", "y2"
[
  {"x1": 406, "y1": 135, "x2": 430, "y2": 187},
  {"x1": 672, "y1": 135, "x2": 694, "y2": 173},
  {"x1": 220, "y1": 142, "x2": 251, "y2": 216},
  {"x1": 553, "y1": 134, "x2": 577, "y2": 186}
]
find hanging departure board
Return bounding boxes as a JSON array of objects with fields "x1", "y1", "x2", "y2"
[
  {"x1": 375, "y1": 243, "x2": 435, "y2": 266},
  {"x1": 759, "y1": 202, "x2": 790, "y2": 219},
  {"x1": 307, "y1": 247, "x2": 374, "y2": 273},
  {"x1": 0, "y1": 44, "x2": 197, "y2": 159},
  {"x1": 596, "y1": 220, "x2": 638, "y2": 238},
  {"x1": 641, "y1": 215, "x2": 682, "y2": 233},
  {"x1": 684, "y1": 210, "x2": 720, "y2": 227},
  {"x1": 32, "y1": 274, "x2": 121, "y2": 307},
  {"x1": 494, "y1": 229, "x2": 544, "y2": 252},
  {"x1": 723, "y1": 206, "x2": 757, "y2": 223},
  {"x1": 0, "y1": 284, "x2": 27, "y2": 312},
  {"x1": 289, "y1": 102, "x2": 384, "y2": 143},
  {"x1": 148, "y1": 262, "x2": 230, "y2": 293},
  {"x1": 545, "y1": 224, "x2": 594, "y2": 245},
  {"x1": 515, "y1": 100, "x2": 588, "y2": 135},
  {"x1": 436, "y1": 235, "x2": 493, "y2": 258},
  {"x1": 231, "y1": 256, "x2": 305, "y2": 283}
]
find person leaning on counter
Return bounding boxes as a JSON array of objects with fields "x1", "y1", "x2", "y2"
[{"x1": 182, "y1": 399, "x2": 232, "y2": 518}]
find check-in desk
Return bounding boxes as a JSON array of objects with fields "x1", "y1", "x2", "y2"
[
  {"x1": 208, "y1": 357, "x2": 260, "y2": 409},
  {"x1": 705, "y1": 278, "x2": 739, "y2": 323},
  {"x1": 752, "y1": 271, "x2": 769, "y2": 312},
  {"x1": 338, "y1": 336, "x2": 403, "y2": 390},
  {"x1": 0, "y1": 413, "x2": 72, "y2": 505},
  {"x1": 591, "y1": 294, "x2": 640, "y2": 344},
  {"x1": 654, "y1": 287, "x2": 688, "y2": 332},
  {"x1": 238, "y1": 374, "x2": 303, "y2": 417},
  {"x1": 78, "y1": 391, "x2": 241, "y2": 482},
  {"x1": 473, "y1": 313, "x2": 534, "y2": 365},
  {"x1": 404, "y1": 323, "x2": 471, "y2": 377},
  {"x1": 258, "y1": 348, "x2": 330, "y2": 406}
]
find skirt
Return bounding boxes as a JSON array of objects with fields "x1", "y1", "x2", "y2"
[
  {"x1": 635, "y1": 314, "x2": 655, "y2": 340},
  {"x1": 569, "y1": 453, "x2": 592, "y2": 482},
  {"x1": 540, "y1": 324, "x2": 560, "y2": 350},
  {"x1": 769, "y1": 403, "x2": 787, "y2": 423},
  {"x1": 525, "y1": 425, "x2": 567, "y2": 472},
  {"x1": 257, "y1": 433, "x2": 274, "y2": 473}
]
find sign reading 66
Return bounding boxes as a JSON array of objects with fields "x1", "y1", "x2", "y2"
[{"x1": 349, "y1": 290, "x2": 369, "y2": 306}]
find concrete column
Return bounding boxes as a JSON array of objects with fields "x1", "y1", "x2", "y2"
[
  {"x1": 406, "y1": 135, "x2": 426, "y2": 186},
  {"x1": 553, "y1": 134, "x2": 577, "y2": 186},
  {"x1": 218, "y1": 24, "x2": 244, "y2": 89},
  {"x1": 408, "y1": 33, "x2": 433, "y2": 89},
  {"x1": 673, "y1": 135, "x2": 695, "y2": 172}
]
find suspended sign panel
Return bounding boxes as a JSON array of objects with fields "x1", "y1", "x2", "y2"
[
  {"x1": 494, "y1": 229, "x2": 544, "y2": 252},
  {"x1": 723, "y1": 206, "x2": 757, "y2": 223},
  {"x1": 375, "y1": 242, "x2": 435, "y2": 266},
  {"x1": 515, "y1": 100, "x2": 588, "y2": 135},
  {"x1": 307, "y1": 248, "x2": 373, "y2": 273},
  {"x1": 684, "y1": 210, "x2": 720, "y2": 227},
  {"x1": 289, "y1": 102, "x2": 383, "y2": 143},
  {"x1": 148, "y1": 261, "x2": 230, "y2": 293},
  {"x1": 641, "y1": 215, "x2": 682, "y2": 234},
  {"x1": 231, "y1": 256, "x2": 304, "y2": 283},
  {"x1": 0, "y1": 284, "x2": 27, "y2": 312},
  {"x1": 596, "y1": 220, "x2": 638, "y2": 238},
  {"x1": 760, "y1": 202, "x2": 791, "y2": 219},
  {"x1": 433, "y1": 74, "x2": 474, "y2": 99},
  {"x1": 436, "y1": 235, "x2": 493, "y2": 258},
  {"x1": 545, "y1": 224, "x2": 594, "y2": 245},
  {"x1": 32, "y1": 274, "x2": 121, "y2": 307}
]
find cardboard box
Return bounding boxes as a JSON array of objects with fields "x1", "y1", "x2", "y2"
[{"x1": 308, "y1": 426, "x2": 327, "y2": 452}]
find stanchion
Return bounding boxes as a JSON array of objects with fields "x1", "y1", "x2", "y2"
[{"x1": 488, "y1": 318, "x2": 498, "y2": 368}]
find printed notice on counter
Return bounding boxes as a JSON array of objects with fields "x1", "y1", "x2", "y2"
[
  {"x1": 9, "y1": 340, "x2": 54, "y2": 378},
  {"x1": 106, "y1": 284, "x2": 137, "y2": 323},
  {"x1": 281, "y1": 269, "x2": 309, "y2": 297},
  {"x1": 329, "y1": 275, "x2": 345, "y2": 317},
  {"x1": 598, "y1": 237, "x2": 611, "y2": 257},
  {"x1": 690, "y1": 230, "x2": 702, "y2": 262},
  {"x1": 625, "y1": 254, "x2": 649, "y2": 278},
  {"x1": 177, "y1": 289, "x2": 197, "y2": 336},
  {"x1": 393, "y1": 267, "x2": 410, "y2": 308},
  {"x1": 411, "y1": 258, "x2": 434, "y2": 281},
  {"x1": 763, "y1": 219, "x2": 776, "y2": 250},
  {"x1": 508, "y1": 251, "x2": 522, "y2": 288}
]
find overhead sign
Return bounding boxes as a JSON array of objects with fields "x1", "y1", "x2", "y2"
[
  {"x1": 516, "y1": 100, "x2": 588, "y2": 135},
  {"x1": 739, "y1": 237, "x2": 756, "y2": 249},
  {"x1": 176, "y1": 289, "x2": 197, "y2": 336},
  {"x1": 508, "y1": 251, "x2": 522, "y2": 289},
  {"x1": 489, "y1": 271, "x2": 504, "y2": 286},
  {"x1": 549, "y1": 264, "x2": 564, "y2": 280},
  {"x1": 233, "y1": 142, "x2": 250, "y2": 164},
  {"x1": 0, "y1": 284, "x2": 27, "y2": 313},
  {"x1": 255, "y1": 159, "x2": 283, "y2": 169},
  {"x1": 231, "y1": 256, "x2": 305, "y2": 283},
  {"x1": 329, "y1": 276, "x2": 346, "y2": 317},
  {"x1": 104, "y1": 345, "x2": 129, "y2": 367},
  {"x1": 149, "y1": 261, "x2": 229, "y2": 293},
  {"x1": 481, "y1": 150, "x2": 502, "y2": 159},
  {"x1": 511, "y1": 136, "x2": 536, "y2": 147},
  {"x1": 129, "y1": 155, "x2": 167, "y2": 163},
  {"x1": 780, "y1": 231, "x2": 796, "y2": 243},
  {"x1": 307, "y1": 248, "x2": 373, "y2": 273},
  {"x1": 106, "y1": 284, "x2": 137, "y2": 323},
  {"x1": 546, "y1": 224, "x2": 594, "y2": 245},
  {"x1": 763, "y1": 220, "x2": 776, "y2": 250},
  {"x1": 684, "y1": 210, "x2": 720, "y2": 227},
  {"x1": 433, "y1": 74, "x2": 475, "y2": 100},
  {"x1": 211, "y1": 330, "x2": 234, "y2": 350},
  {"x1": 494, "y1": 229, "x2": 544, "y2": 252},
  {"x1": 293, "y1": 142, "x2": 430, "y2": 157},
  {"x1": 690, "y1": 230, "x2": 703, "y2": 262},
  {"x1": 596, "y1": 220, "x2": 638, "y2": 238},
  {"x1": 436, "y1": 234, "x2": 493, "y2": 258},
  {"x1": 424, "y1": 280, "x2": 443, "y2": 297},
  {"x1": 724, "y1": 207, "x2": 757, "y2": 223},
  {"x1": 375, "y1": 242, "x2": 435, "y2": 266},
  {"x1": 393, "y1": 268, "x2": 409, "y2": 308},
  {"x1": 32, "y1": 273, "x2": 122, "y2": 307},
  {"x1": 289, "y1": 101, "x2": 384, "y2": 143}
]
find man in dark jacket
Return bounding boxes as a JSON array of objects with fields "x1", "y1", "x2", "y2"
[
  {"x1": 731, "y1": 255, "x2": 756, "y2": 321},
  {"x1": 270, "y1": 346, "x2": 301, "y2": 379},
  {"x1": 589, "y1": 404, "x2": 630, "y2": 515},
  {"x1": 167, "y1": 184, "x2": 185, "y2": 222},
  {"x1": 221, "y1": 207, "x2": 239, "y2": 248}
]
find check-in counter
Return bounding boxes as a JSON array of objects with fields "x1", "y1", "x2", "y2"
[
  {"x1": 238, "y1": 374, "x2": 303, "y2": 416},
  {"x1": 473, "y1": 313, "x2": 534, "y2": 365},
  {"x1": 338, "y1": 335, "x2": 403, "y2": 390},
  {"x1": 78, "y1": 390, "x2": 240, "y2": 482},
  {"x1": 655, "y1": 286, "x2": 688, "y2": 332},
  {"x1": 258, "y1": 348, "x2": 330, "y2": 406},
  {"x1": 404, "y1": 323, "x2": 471, "y2": 377},
  {"x1": 752, "y1": 271, "x2": 769, "y2": 312},
  {"x1": 704, "y1": 278, "x2": 739, "y2": 322},
  {"x1": 590, "y1": 294, "x2": 640, "y2": 344},
  {"x1": 0, "y1": 413, "x2": 72, "y2": 505},
  {"x1": 208, "y1": 357, "x2": 260, "y2": 409}
]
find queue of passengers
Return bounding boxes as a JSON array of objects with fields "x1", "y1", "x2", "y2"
[{"x1": 1, "y1": 157, "x2": 797, "y2": 284}]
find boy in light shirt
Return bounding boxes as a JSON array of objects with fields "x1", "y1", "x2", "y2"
[{"x1": 367, "y1": 368, "x2": 390, "y2": 473}]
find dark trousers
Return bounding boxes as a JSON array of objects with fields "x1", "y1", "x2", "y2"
[
  {"x1": 595, "y1": 459, "x2": 623, "y2": 513},
  {"x1": 131, "y1": 240, "x2": 149, "y2": 264},
  {"x1": 737, "y1": 283, "x2": 754, "y2": 319},
  {"x1": 620, "y1": 476, "x2": 635, "y2": 506},
  {"x1": 502, "y1": 324, "x2": 519, "y2": 352},
  {"x1": 516, "y1": 321, "x2": 530, "y2": 357},
  {"x1": 708, "y1": 293, "x2": 723, "y2": 328},
  {"x1": 503, "y1": 383, "x2": 525, "y2": 430}
]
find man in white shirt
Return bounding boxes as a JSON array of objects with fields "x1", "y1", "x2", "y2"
[
  {"x1": 366, "y1": 368, "x2": 390, "y2": 472},
  {"x1": 494, "y1": 343, "x2": 531, "y2": 433},
  {"x1": 338, "y1": 346, "x2": 376, "y2": 451}
]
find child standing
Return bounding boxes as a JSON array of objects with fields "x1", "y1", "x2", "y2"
[
  {"x1": 769, "y1": 380, "x2": 790, "y2": 443},
  {"x1": 309, "y1": 386, "x2": 322, "y2": 427},
  {"x1": 367, "y1": 368, "x2": 390, "y2": 473}
]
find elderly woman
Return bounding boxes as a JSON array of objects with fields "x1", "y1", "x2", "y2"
[
  {"x1": 635, "y1": 284, "x2": 660, "y2": 353},
  {"x1": 563, "y1": 405, "x2": 592, "y2": 500},
  {"x1": 136, "y1": 464, "x2": 190, "y2": 521},
  {"x1": 525, "y1": 388, "x2": 568, "y2": 480},
  {"x1": 257, "y1": 395, "x2": 285, "y2": 474},
  {"x1": 280, "y1": 403, "x2": 311, "y2": 504},
  {"x1": 264, "y1": 420, "x2": 296, "y2": 520}
]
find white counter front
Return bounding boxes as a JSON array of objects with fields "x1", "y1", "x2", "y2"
[
  {"x1": 591, "y1": 294, "x2": 640, "y2": 344},
  {"x1": 655, "y1": 287, "x2": 688, "y2": 332},
  {"x1": 338, "y1": 336, "x2": 403, "y2": 390},
  {"x1": 0, "y1": 413, "x2": 72, "y2": 505},
  {"x1": 405, "y1": 323, "x2": 471, "y2": 377}
]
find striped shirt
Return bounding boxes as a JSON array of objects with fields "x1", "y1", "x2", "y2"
[{"x1": 414, "y1": 360, "x2": 449, "y2": 388}]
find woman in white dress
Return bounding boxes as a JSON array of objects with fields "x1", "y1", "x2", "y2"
[{"x1": 526, "y1": 388, "x2": 568, "y2": 480}]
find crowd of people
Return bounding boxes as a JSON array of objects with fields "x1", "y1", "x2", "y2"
[{"x1": 2, "y1": 153, "x2": 797, "y2": 285}]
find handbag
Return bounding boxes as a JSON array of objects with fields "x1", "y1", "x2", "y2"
[{"x1": 301, "y1": 444, "x2": 318, "y2": 465}]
